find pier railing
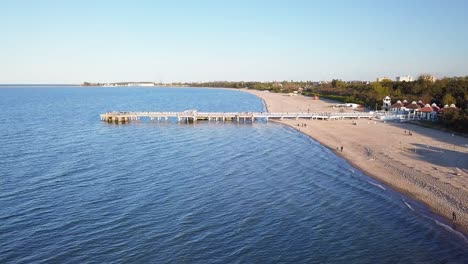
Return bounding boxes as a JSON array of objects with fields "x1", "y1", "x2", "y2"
[{"x1": 100, "y1": 111, "x2": 375, "y2": 123}]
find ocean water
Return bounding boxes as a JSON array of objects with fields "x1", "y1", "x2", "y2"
[{"x1": 0, "y1": 87, "x2": 467, "y2": 264}]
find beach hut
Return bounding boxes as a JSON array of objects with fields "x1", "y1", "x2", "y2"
[
  {"x1": 420, "y1": 104, "x2": 435, "y2": 120},
  {"x1": 390, "y1": 100, "x2": 405, "y2": 112},
  {"x1": 440, "y1": 104, "x2": 458, "y2": 114},
  {"x1": 405, "y1": 101, "x2": 421, "y2": 119},
  {"x1": 406, "y1": 101, "x2": 420, "y2": 111}
]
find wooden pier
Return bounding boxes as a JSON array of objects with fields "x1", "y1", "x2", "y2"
[{"x1": 100, "y1": 110, "x2": 375, "y2": 123}]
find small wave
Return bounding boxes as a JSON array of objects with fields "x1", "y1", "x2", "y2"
[
  {"x1": 366, "y1": 181, "x2": 386, "y2": 190},
  {"x1": 433, "y1": 219, "x2": 468, "y2": 244},
  {"x1": 402, "y1": 199, "x2": 414, "y2": 211},
  {"x1": 348, "y1": 169, "x2": 355, "y2": 173}
]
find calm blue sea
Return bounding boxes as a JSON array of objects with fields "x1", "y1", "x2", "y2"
[{"x1": 0, "y1": 87, "x2": 467, "y2": 264}]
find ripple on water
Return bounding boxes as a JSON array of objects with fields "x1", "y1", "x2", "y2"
[{"x1": 0, "y1": 87, "x2": 466, "y2": 264}]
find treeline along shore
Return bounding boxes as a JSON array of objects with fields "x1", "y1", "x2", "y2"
[
  {"x1": 84, "y1": 76, "x2": 468, "y2": 133},
  {"x1": 186, "y1": 76, "x2": 468, "y2": 133}
]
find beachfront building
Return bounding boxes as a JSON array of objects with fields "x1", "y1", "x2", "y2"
[
  {"x1": 431, "y1": 103, "x2": 440, "y2": 113},
  {"x1": 376, "y1": 77, "x2": 391, "y2": 82},
  {"x1": 390, "y1": 100, "x2": 405, "y2": 112},
  {"x1": 405, "y1": 101, "x2": 421, "y2": 119},
  {"x1": 380, "y1": 96, "x2": 441, "y2": 121},
  {"x1": 383, "y1": 96, "x2": 391, "y2": 111},
  {"x1": 420, "y1": 104, "x2": 437, "y2": 120},
  {"x1": 396, "y1": 75, "x2": 414, "y2": 82}
]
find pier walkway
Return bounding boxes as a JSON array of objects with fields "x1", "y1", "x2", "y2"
[{"x1": 100, "y1": 110, "x2": 375, "y2": 123}]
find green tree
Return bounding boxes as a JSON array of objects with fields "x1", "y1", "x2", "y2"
[
  {"x1": 442, "y1": 93, "x2": 456, "y2": 106},
  {"x1": 372, "y1": 82, "x2": 388, "y2": 99},
  {"x1": 331, "y1": 79, "x2": 345, "y2": 88}
]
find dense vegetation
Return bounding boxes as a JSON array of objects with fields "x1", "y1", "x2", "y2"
[{"x1": 186, "y1": 76, "x2": 468, "y2": 133}]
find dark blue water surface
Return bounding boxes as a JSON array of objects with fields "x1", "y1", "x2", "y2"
[{"x1": 0, "y1": 87, "x2": 467, "y2": 264}]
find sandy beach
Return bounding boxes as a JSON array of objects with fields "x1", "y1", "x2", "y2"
[{"x1": 244, "y1": 89, "x2": 468, "y2": 232}]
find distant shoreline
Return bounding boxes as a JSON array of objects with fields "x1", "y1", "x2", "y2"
[{"x1": 0, "y1": 84, "x2": 80, "y2": 86}]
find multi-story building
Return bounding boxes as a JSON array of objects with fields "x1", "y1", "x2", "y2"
[
  {"x1": 396, "y1": 75, "x2": 413, "y2": 82},
  {"x1": 376, "y1": 77, "x2": 391, "y2": 82}
]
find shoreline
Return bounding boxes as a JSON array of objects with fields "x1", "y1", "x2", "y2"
[{"x1": 242, "y1": 89, "x2": 468, "y2": 234}]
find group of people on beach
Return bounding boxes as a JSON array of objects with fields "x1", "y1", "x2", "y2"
[
  {"x1": 297, "y1": 123, "x2": 308, "y2": 128},
  {"x1": 404, "y1": 130, "x2": 413, "y2": 136}
]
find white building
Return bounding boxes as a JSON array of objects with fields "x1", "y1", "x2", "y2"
[
  {"x1": 383, "y1": 96, "x2": 391, "y2": 111},
  {"x1": 396, "y1": 75, "x2": 413, "y2": 82},
  {"x1": 376, "y1": 77, "x2": 391, "y2": 82}
]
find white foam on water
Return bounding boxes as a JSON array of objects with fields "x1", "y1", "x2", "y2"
[
  {"x1": 367, "y1": 181, "x2": 386, "y2": 190},
  {"x1": 433, "y1": 218, "x2": 468, "y2": 244},
  {"x1": 402, "y1": 199, "x2": 414, "y2": 211}
]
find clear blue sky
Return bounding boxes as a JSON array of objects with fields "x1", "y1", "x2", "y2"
[{"x1": 1, "y1": 0, "x2": 467, "y2": 83}]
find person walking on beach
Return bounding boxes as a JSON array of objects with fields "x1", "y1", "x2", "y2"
[
  {"x1": 340, "y1": 146, "x2": 343, "y2": 152},
  {"x1": 453, "y1": 212, "x2": 457, "y2": 223}
]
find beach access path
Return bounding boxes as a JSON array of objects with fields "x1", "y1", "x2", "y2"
[{"x1": 244, "y1": 89, "x2": 468, "y2": 232}]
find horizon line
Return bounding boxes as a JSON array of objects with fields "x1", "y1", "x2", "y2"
[{"x1": 2, "y1": 74, "x2": 468, "y2": 86}]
